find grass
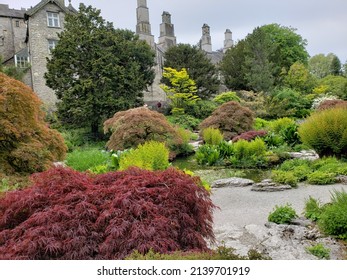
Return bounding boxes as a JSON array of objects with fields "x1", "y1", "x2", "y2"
[{"x1": 65, "y1": 146, "x2": 111, "y2": 172}]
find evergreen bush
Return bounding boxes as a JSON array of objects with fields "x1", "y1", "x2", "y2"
[
  {"x1": 0, "y1": 73, "x2": 66, "y2": 174},
  {"x1": 298, "y1": 108, "x2": 347, "y2": 158},
  {"x1": 199, "y1": 101, "x2": 254, "y2": 140},
  {"x1": 213, "y1": 91, "x2": 240, "y2": 104}
]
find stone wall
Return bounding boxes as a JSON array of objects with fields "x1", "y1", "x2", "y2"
[{"x1": 27, "y1": 3, "x2": 66, "y2": 106}]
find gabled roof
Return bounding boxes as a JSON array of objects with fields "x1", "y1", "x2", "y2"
[
  {"x1": 24, "y1": 0, "x2": 75, "y2": 20},
  {"x1": 0, "y1": 4, "x2": 25, "y2": 19}
]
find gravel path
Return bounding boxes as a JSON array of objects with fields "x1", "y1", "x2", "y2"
[
  {"x1": 211, "y1": 183, "x2": 347, "y2": 227},
  {"x1": 210, "y1": 183, "x2": 347, "y2": 259}
]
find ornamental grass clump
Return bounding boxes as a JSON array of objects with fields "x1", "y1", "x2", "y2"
[
  {"x1": 0, "y1": 167, "x2": 215, "y2": 259},
  {"x1": 202, "y1": 127, "x2": 224, "y2": 145},
  {"x1": 0, "y1": 73, "x2": 66, "y2": 174},
  {"x1": 298, "y1": 107, "x2": 347, "y2": 158}
]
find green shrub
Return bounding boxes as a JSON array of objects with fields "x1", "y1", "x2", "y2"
[
  {"x1": 306, "y1": 243, "x2": 330, "y2": 259},
  {"x1": 304, "y1": 197, "x2": 323, "y2": 221},
  {"x1": 195, "y1": 145, "x2": 222, "y2": 166},
  {"x1": 185, "y1": 100, "x2": 218, "y2": 120},
  {"x1": 271, "y1": 170, "x2": 298, "y2": 187},
  {"x1": 298, "y1": 107, "x2": 347, "y2": 158},
  {"x1": 199, "y1": 101, "x2": 254, "y2": 140},
  {"x1": 0, "y1": 178, "x2": 19, "y2": 193},
  {"x1": 119, "y1": 141, "x2": 169, "y2": 171},
  {"x1": 318, "y1": 191, "x2": 347, "y2": 240},
  {"x1": 307, "y1": 171, "x2": 337, "y2": 185},
  {"x1": 277, "y1": 159, "x2": 312, "y2": 181},
  {"x1": 202, "y1": 127, "x2": 224, "y2": 145},
  {"x1": 253, "y1": 118, "x2": 270, "y2": 130},
  {"x1": 268, "y1": 118, "x2": 296, "y2": 134},
  {"x1": 65, "y1": 147, "x2": 110, "y2": 172},
  {"x1": 213, "y1": 91, "x2": 240, "y2": 104},
  {"x1": 217, "y1": 141, "x2": 234, "y2": 159},
  {"x1": 230, "y1": 138, "x2": 267, "y2": 168},
  {"x1": 268, "y1": 204, "x2": 298, "y2": 224},
  {"x1": 166, "y1": 115, "x2": 201, "y2": 131}
]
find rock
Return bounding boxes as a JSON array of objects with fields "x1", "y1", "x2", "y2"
[
  {"x1": 336, "y1": 175, "x2": 347, "y2": 184},
  {"x1": 288, "y1": 150, "x2": 319, "y2": 161},
  {"x1": 290, "y1": 217, "x2": 314, "y2": 228},
  {"x1": 53, "y1": 161, "x2": 66, "y2": 167},
  {"x1": 251, "y1": 179, "x2": 292, "y2": 192},
  {"x1": 211, "y1": 177, "x2": 255, "y2": 188}
]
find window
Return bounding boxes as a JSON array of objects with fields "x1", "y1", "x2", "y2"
[
  {"x1": 48, "y1": 39, "x2": 58, "y2": 53},
  {"x1": 47, "y1": 12, "x2": 60, "y2": 27},
  {"x1": 15, "y1": 56, "x2": 29, "y2": 68},
  {"x1": 15, "y1": 20, "x2": 20, "y2": 27}
]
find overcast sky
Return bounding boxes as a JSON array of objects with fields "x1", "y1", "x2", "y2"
[{"x1": 11, "y1": 0, "x2": 347, "y2": 63}]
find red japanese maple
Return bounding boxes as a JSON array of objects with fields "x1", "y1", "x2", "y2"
[{"x1": 0, "y1": 167, "x2": 216, "y2": 259}]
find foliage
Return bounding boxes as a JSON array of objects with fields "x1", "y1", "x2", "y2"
[
  {"x1": 213, "y1": 92, "x2": 240, "y2": 104},
  {"x1": 304, "y1": 197, "x2": 323, "y2": 222},
  {"x1": 311, "y1": 95, "x2": 338, "y2": 110},
  {"x1": 0, "y1": 178, "x2": 19, "y2": 193},
  {"x1": 195, "y1": 145, "x2": 221, "y2": 166},
  {"x1": 232, "y1": 130, "x2": 267, "y2": 142},
  {"x1": 160, "y1": 67, "x2": 200, "y2": 114},
  {"x1": 268, "y1": 204, "x2": 298, "y2": 224},
  {"x1": 0, "y1": 73, "x2": 66, "y2": 175},
  {"x1": 314, "y1": 75, "x2": 347, "y2": 100},
  {"x1": 0, "y1": 56, "x2": 29, "y2": 82},
  {"x1": 317, "y1": 99, "x2": 347, "y2": 111},
  {"x1": 306, "y1": 243, "x2": 330, "y2": 260},
  {"x1": 167, "y1": 115, "x2": 201, "y2": 131},
  {"x1": 229, "y1": 138, "x2": 267, "y2": 168},
  {"x1": 309, "y1": 53, "x2": 341, "y2": 79},
  {"x1": 0, "y1": 167, "x2": 215, "y2": 259},
  {"x1": 265, "y1": 88, "x2": 312, "y2": 119},
  {"x1": 103, "y1": 107, "x2": 185, "y2": 159},
  {"x1": 202, "y1": 128, "x2": 224, "y2": 145},
  {"x1": 271, "y1": 170, "x2": 298, "y2": 187},
  {"x1": 185, "y1": 100, "x2": 218, "y2": 120},
  {"x1": 119, "y1": 141, "x2": 169, "y2": 171},
  {"x1": 318, "y1": 191, "x2": 347, "y2": 240},
  {"x1": 162, "y1": 43, "x2": 220, "y2": 99},
  {"x1": 283, "y1": 62, "x2": 317, "y2": 93},
  {"x1": 306, "y1": 171, "x2": 337, "y2": 185},
  {"x1": 45, "y1": 4, "x2": 155, "y2": 137},
  {"x1": 298, "y1": 107, "x2": 347, "y2": 158},
  {"x1": 65, "y1": 147, "x2": 110, "y2": 172},
  {"x1": 200, "y1": 101, "x2": 254, "y2": 140},
  {"x1": 253, "y1": 118, "x2": 270, "y2": 130},
  {"x1": 221, "y1": 24, "x2": 309, "y2": 91}
]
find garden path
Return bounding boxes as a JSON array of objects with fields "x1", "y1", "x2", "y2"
[{"x1": 211, "y1": 183, "x2": 347, "y2": 259}]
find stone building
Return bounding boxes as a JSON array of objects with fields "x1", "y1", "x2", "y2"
[
  {"x1": 0, "y1": 0, "x2": 75, "y2": 106},
  {"x1": 136, "y1": 0, "x2": 234, "y2": 105},
  {"x1": 1, "y1": 0, "x2": 233, "y2": 106}
]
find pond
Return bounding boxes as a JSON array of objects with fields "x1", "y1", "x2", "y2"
[{"x1": 172, "y1": 155, "x2": 272, "y2": 184}]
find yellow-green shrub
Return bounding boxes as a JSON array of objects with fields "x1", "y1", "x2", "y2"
[
  {"x1": 202, "y1": 127, "x2": 223, "y2": 145},
  {"x1": 119, "y1": 141, "x2": 169, "y2": 171},
  {"x1": 298, "y1": 108, "x2": 347, "y2": 158}
]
